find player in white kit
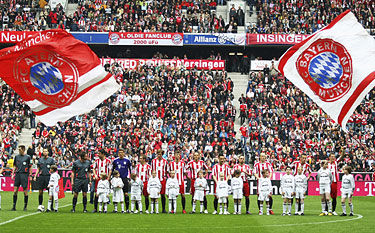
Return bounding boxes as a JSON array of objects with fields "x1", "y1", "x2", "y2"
[
  {"x1": 294, "y1": 166, "x2": 307, "y2": 215},
  {"x1": 166, "y1": 170, "x2": 179, "y2": 214},
  {"x1": 340, "y1": 166, "x2": 355, "y2": 216},
  {"x1": 130, "y1": 173, "x2": 143, "y2": 214},
  {"x1": 280, "y1": 167, "x2": 295, "y2": 216},
  {"x1": 97, "y1": 173, "x2": 110, "y2": 213},
  {"x1": 47, "y1": 165, "x2": 60, "y2": 212},
  {"x1": 192, "y1": 170, "x2": 208, "y2": 214},
  {"x1": 231, "y1": 170, "x2": 243, "y2": 214},
  {"x1": 111, "y1": 170, "x2": 125, "y2": 213},
  {"x1": 258, "y1": 170, "x2": 272, "y2": 215},
  {"x1": 318, "y1": 161, "x2": 333, "y2": 216},
  {"x1": 216, "y1": 173, "x2": 229, "y2": 215},
  {"x1": 148, "y1": 170, "x2": 161, "y2": 214}
]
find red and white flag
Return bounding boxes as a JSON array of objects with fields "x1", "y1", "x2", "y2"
[
  {"x1": 0, "y1": 29, "x2": 120, "y2": 126},
  {"x1": 277, "y1": 10, "x2": 375, "y2": 131}
]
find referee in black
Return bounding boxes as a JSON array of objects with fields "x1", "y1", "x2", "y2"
[
  {"x1": 71, "y1": 151, "x2": 91, "y2": 213},
  {"x1": 33, "y1": 148, "x2": 55, "y2": 211},
  {"x1": 11, "y1": 145, "x2": 32, "y2": 211}
]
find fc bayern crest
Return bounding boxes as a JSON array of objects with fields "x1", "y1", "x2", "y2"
[
  {"x1": 296, "y1": 39, "x2": 352, "y2": 102},
  {"x1": 14, "y1": 48, "x2": 79, "y2": 108}
]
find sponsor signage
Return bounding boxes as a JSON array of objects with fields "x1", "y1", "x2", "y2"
[
  {"x1": 184, "y1": 33, "x2": 246, "y2": 45},
  {"x1": 108, "y1": 32, "x2": 183, "y2": 46},
  {"x1": 247, "y1": 33, "x2": 309, "y2": 45}
]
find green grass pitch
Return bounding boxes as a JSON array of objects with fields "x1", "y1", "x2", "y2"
[{"x1": 0, "y1": 192, "x2": 374, "y2": 233}]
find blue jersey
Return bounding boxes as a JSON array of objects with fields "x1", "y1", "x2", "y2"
[{"x1": 112, "y1": 158, "x2": 131, "y2": 179}]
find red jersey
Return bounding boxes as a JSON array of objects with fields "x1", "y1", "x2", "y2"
[
  {"x1": 328, "y1": 159, "x2": 341, "y2": 182},
  {"x1": 168, "y1": 160, "x2": 186, "y2": 185},
  {"x1": 232, "y1": 163, "x2": 252, "y2": 182},
  {"x1": 151, "y1": 158, "x2": 168, "y2": 181},
  {"x1": 186, "y1": 160, "x2": 208, "y2": 180},
  {"x1": 92, "y1": 158, "x2": 112, "y2": 178},
  {"x1": 291, "y1": 161, "x2": 312, "y2": 176},
  {"x1": 253, "y1": 162, "x2": 274, "y2": 178},
  {"x1": 136, "y1": 163, "x2": 151, "y2": 182},
  {"x1": 212, "y1": 163, "x2": 231, "y2": 181}
]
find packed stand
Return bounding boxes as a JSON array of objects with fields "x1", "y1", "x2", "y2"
[
  {"x1": 249, "y1": 0, "x2": 375, "y2": 34},
  {"x1": 238, "y1": 60, "x2": 375, "y2": 173},
  {"x1": 25, "y1": 63, "x2": 239, "y2": 169}
]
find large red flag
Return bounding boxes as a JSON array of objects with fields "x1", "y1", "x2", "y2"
[
  {"x1": 0, "y1": 29, "x2": 120, "y2": 126},
  {"x1": 58, "y1": 178, "x2": 65, "y2": 199}
]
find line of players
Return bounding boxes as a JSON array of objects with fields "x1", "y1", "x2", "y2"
[{"x1": 6, "y1": 146, "x2": 355, "y2": 217}]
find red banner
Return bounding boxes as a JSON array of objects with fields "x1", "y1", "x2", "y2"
[
  {"x1": 101, "y1": 58, "x2": 225, "y2": 70},
  {"x1": 0, "y1": 31, "x2": 38, "y2": 43},
  {"x1": 247, "y1": 33, "x2": 309, "y2": 45},
  {"x1": 109, "y1": 32, "x2": 183, "y2": 46}
]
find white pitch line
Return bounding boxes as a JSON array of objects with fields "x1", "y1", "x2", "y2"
[{"x1": 0, "y1": 202, "x2": 77, "y2": 226}]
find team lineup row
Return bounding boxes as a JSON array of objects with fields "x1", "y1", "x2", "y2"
[{"x1": 5, "y1": 146, "x2": 354, "y2": 216}]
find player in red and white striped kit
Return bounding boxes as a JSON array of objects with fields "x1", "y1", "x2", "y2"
[
  {"x1": 328, "y1": 149, "x2": 345, "y2": 215},
  {"x1": 186, "y1": 152, "x2": 209, "y2": 213},
  {"x1": 151, "y1": 149, "x2": 168, "y2": 213},
  {"x1": 167, "y1": 151, "x2": 187, "y2": 214},
  {"x1": 212, "y1": 154, "x2": 231, "y2": 214},
  {"x1": 92, "y1": 149, "x2": 112, "y2": 213},
  {"x1": 253, "y1": 153, "x2": 274, "y2": 214},
  {"x1": 136, "y1": 155, "x2": 151, "y2": 213},
  {"x1": 232, "y1": 155, "x2": 252, "y2": 214}
]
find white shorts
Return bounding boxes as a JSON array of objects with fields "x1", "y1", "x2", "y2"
[
  {"x1": 218, "y1": 196, "x2": 227, "y2": 204},
  {"x1": 112, "y1": 189, "x2": 124, "y2": 203},
  {"x1": 232, "y1": 189, "x2": 243, "y2": 199},
  {"x1": 167, "y1": 190, "x2": 179, "y2": 200},
  {"x1": 131, "y1": 193, "x2": 141, "y2": 201},
  {"x1": 149, "y1": 189, "x2": 160, "y2": 199},
  {"x1": 193, "y1": 190, "x2": 205, "y2": 202},
  {"x1": 282, "y1": 189, "x2": 293, "y2": 199},
  {"x1": 98, "y1": 193, "x2": 109, "y2": 203},
  {"x1": 341, "y1": 189, "x2": 353, "y2": 198},
  {"x1": 319, "y1": 184, "x2": 331, "y2": 195},
  {"x1": 49, "y1": 186, "x2": 59, "y2": 200},
  {"x1": 295, "y1": 189, "x2": 305, "y2": 199},
  {"x1": 258, "y1": 192, "x2": 270, "y2": 202}
]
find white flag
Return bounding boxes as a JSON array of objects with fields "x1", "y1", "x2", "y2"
[{"x1": 277, "y1": 10, "x2": 375, "y2": 131}]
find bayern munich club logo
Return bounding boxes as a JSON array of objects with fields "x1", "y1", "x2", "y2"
[
  {"x1": 172, "y1": 34, "x2": 183, "y2": 45},
  {"x1": 14, "y1": 48, "x2": 79, "y2": 108},
  {"x1": 109, "y1": 33, "x2": 120, "y2": 45},
  {"x1": 296, "y1": 39, "x2": 352, "y2": 102}
]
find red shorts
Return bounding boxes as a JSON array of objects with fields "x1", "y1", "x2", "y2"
[
  {"x1": 179, "y1": 182, "x2": 185, "y2": 194},
  {"x1": 330, "y1": 182, "x2": 338, "y2": 198},
  {"x1": 190, "y1": 179, "x2": 196, "y2": 195},
  {"x1": 142, "y1": 181, "x2": 148, "y2": 196},
  {"x1": 160, "y1": 179, "x2": 166, "y2": 195},
  {"x1": 243, "y1": 182, "x2": 250, "y2": 197}
]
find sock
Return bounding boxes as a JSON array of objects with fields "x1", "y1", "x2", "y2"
[
  {"x1": 125, "y1": 195, "x2": 130, "y2": 210},
  {"x1": 131, "y1": 201, "x2": 135, "y2": 212},
  {"x1": 39, "y1": 195, "x2": 43, "y2": 205},
  {"x1": 55, "y1": 200, "x2": 58, "y2": 211},
  {"x1": 349, "y1": 203, "x2": 353, "y2": 213},
  {"x1": 269, "y1": 196, "x2": 273, "y2": 210},
  {"x1": 192, "y1": 202, "x2": 196, "y2": 212},
  {"x1": 13, "y1": 194, "x2": 17, "y2": 208},
  {"x1": 245, "y1": 197, "x2": 250, "y2": 212},
  {"x1": 332, "y1": 198, "x2": 337, "y2": 212},
  {"x1": 234, "y1": 203, "x2": 237, "y2": 213},
  {"x1": 224, "y1": 205, "x2": 227, "y2": 212},
  {"x1": 145, "y1": 197, "x2": 149, "y2": 211},
  {"x1": 219, "y1": 205, "x2": 223, "y2": 213},
  {"x1": 48, "y1": 200, "x2": 52, "y2": 210},
  {"x1": 161, "y1": 195, "x2": 166, "y2": 212},
  {"x1": 239, "y1": 203, "x2": 242, "y2": 213},
  {"x1": 295, "y1": 202, "x2": 299, "y2": 213},
  {"x1": 24, "y1": 195, "x2": 28, "y2": 208},
  {"x1": 114, "y1": 203, "x2": 118, "y2": 211},
  {"x1": 181, "y1": 196, "x2": 186, "y2": 210},
  {"x1": 298, "y1": 198, "x2": 301, "y2": 211},
  {"x1": 121, "y1": 202, "x2": 124, "y2": 212},
  {"x1": 168, "y1": 200, "x2": 172, "y2": 212},
  {"x1": 138, "y1": 201, "x2": 142, "y2": 212},
  {"x1": 99, "y1": 202, "x2": 102, "y2": 212},
  {"x1": 173, "y1": 200, "x2": 177, "y2": 212},
  {"x1": 94, "y1": 196, "x2": 99, "y2": 210},
  {"x1": 214, "y1": 198, "x2": 218, "y2": 211},
  {"x1": 73, "y1": 197, "x2": 77, "y2": 209},
  {"x1": 155, "y1": 201, "x2": 159, "y2": 213},
  {"x1": 342, "y1": 203, "x2": 346, "y2": 214},
  {"x1": 203, "y1": 196, "x2": 207, "y2": 210},
  {"x1": 83, "y1": 196, "x2": 87, "y2": 210},
  {"x1": 288, "y1": 203, "x2": 292, "y2": 213},
  {"x1": 104, "y1": 203, "x2": 107, "y2": 212},
  {"x1": 135, "y1": 201, "x2": 139, "y2": 210},
  {"x1": 200, "y1": 203, "x2": 203, "y2": 212},
  {"x1": 301, "y1": 202, "x2": 304, "y2": 213},
  {"x1": 328, "y1": 201, "x2": 332, "y2": 213},
  {"x1": 321, "y1": 202, "x2": 325, "y2": 212},
  {"x1": 266, "y1": 204, "x2": 270, "y2": 213},
  {"x1": 257, "y1": 199, "x2": 260, "y2": 209},
  {"x1": 283, "y1": 203, "x2": 286, "y2": 214},
  {"x1": 260, "y1": 204, "x2": 263, "y2": 214},
  {"x1": 151, "y1": 201, "x2": 154, "y2": 213}
]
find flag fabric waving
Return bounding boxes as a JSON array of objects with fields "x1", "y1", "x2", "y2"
[
  {"x1": 0, "y1": 29, "x2": 120, "y2": 126},
  {"x1": 58, "y1": 178, "x2": 65, "y2": 199},
  {"x1": 277, "y1": 10, "x2": 375, "y2": 131}
]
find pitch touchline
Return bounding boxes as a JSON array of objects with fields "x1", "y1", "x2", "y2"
[{"x1": 0, "y1": 202, "x2": 79, "y2": 226}]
